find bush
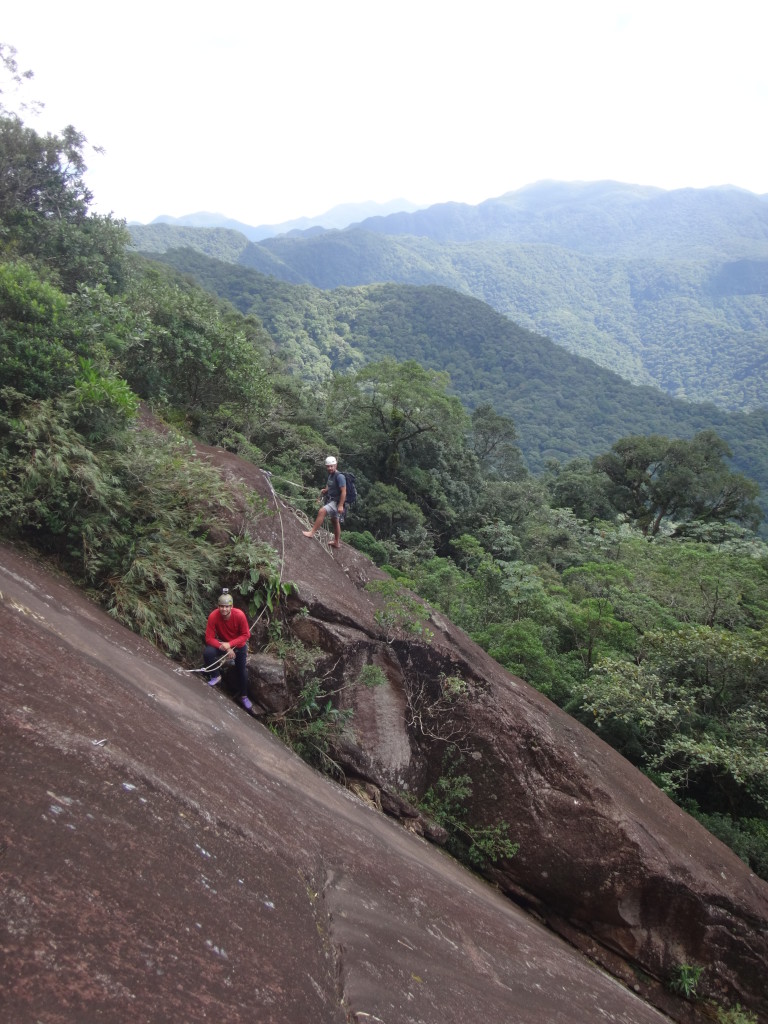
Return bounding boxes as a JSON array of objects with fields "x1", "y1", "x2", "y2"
[
  {"x1": 715, "y1": 1004, "x2": 758, "y2": 1024},
  {"x1": 345, "y1": 529, "x2": 389, "y2": 565},
  {"x1": 0, "y1": 387, "x2": 271, "y2": 658},
  {"x1": 420, "y1": 747, "x2": 519, "y2": 869},
  {"x1": 269, "y1": 677, "x2": 353, "y2": 778},
  {"x1": 668, "y1": 963, "x2": 703, "y2": 1000},
  {"x1": 686, "y1": 808, "x2": 768, "y2": 881}
]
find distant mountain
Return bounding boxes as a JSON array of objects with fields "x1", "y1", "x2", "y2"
[
  {"x1": 129, "y1": 181, "x2": 768, "y2": 413},
  {"x1": 146, "y1": 198, "x2": 422, "y2": 242},
  {"x1": 350, "y1": 180, "x2": 768, "y2": 257}
]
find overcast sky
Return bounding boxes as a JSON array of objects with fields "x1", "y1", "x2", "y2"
[{"x1": 4, "y1": 0, "x2": 767, "y2": 226}]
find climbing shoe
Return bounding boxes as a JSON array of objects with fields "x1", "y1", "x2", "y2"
[
  {"x1": 208, "y1": 674, "x2": 222, "y2": 687},
  {"x1": 240, "y1": 696, "x2": 254, "y2": 712}
]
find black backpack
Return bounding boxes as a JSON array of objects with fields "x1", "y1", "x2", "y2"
[{"x1": 343, "y1": 470, "x2": 358, "y2": 505}]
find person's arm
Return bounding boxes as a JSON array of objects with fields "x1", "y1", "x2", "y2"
[
  {"x1": 338, "y1": 483, "x2": 347, "y2": 513},
  {"x1": 232, "y1": 609, "x2": 250, "y2": 649},
  {"x1": 204, "y1": 611, "x2": 221, "y2": 648}
]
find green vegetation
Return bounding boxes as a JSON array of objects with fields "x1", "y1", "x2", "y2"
[
  {"x1": 667, "y1": 963, "x2": 703, "y2": 1000},
  {"x1": 714, "y1": 1004, "x2": 759, "y2": 1024},
  {"x1": 420, "y1": 747, "x2": 519, "y2": 868},
  {"x1": 130, "y1": 180, "x2": 768, "y2": 414},
  {"x1": 268, "y1": 677, "x2": 353, "y2": 778},
  {"x1": 2, "y1": 68, "x2": 767, "y2": 883},
  {"x1": 146, "y1": 250, "x2": 768, "y2": 526},
  {"x1": 366, "y1": 578, "x2": 435, "y2": 643},
  {"x1": 357, "y1": 664, "x2": 388, "y2": 688}
]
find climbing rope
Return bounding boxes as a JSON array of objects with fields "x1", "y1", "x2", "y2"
[
  {"x1": 270, "y1": 470, "x2": 342, "y2": 557},
  {"x1": 178, "y1": 465, "x2": 339, "y2": 680},
  {"x1": 260, "y1": 468, "x2": 289, "y2": 584},
  {"x1": 179, "y1": 469, "x2": 297, "y2": 678}
]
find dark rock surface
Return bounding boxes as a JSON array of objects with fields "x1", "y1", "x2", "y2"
[
  {"x1": 205, "y1": 444, "x2": 768, "y2": 1019},
  {"x1": 2, "y1": 543, "x2": 671, "y2": 1024},
  {"x1": 2, "y1": 438, "x2": 767, "y2": 1022}
]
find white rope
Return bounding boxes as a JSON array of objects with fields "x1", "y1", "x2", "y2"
[
  {"x1": 180, "y1": 470, "x2": 288, "y2": 677},
  {"x1": 261, "y1": 468, "x2": 288, "y2": 584},
  {"x1": 181, "y1": 464, "x2": 339, "y2": 680}
]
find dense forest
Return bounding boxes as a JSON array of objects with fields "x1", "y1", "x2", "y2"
[
  {"x1": 144, "y1": 246, "x2": 768, "y2": 527},
  {"x1": 130, "y1": 181, "x2": 768, "y2": 414},
  {"x1": 2, "y1": 54, "x2": 767, "y2": 883}
]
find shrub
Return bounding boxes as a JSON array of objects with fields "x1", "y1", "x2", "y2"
[
  {"x1": 715, "y1": 1004, "x2": 758, "y2": 1024},
  {"x1": 269, "y1": 678, "x2": 353, "y2": 778},
  {"x1": 668, "y1": 963, "x2": 703, "y2": 1000},
  {"x1": 345, "y1": 529, "x2": 389, "y2": 565},
  {"x1": 420, "y1": 747, "x2": 519, "y2": 869},
  {"x1": 357, "y1": 664, "x2": 388, "y2": 688}
]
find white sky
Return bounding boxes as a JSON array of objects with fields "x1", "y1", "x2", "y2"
[{"x1": 4, "y1": 0, "x2": 767, "y2": 226}]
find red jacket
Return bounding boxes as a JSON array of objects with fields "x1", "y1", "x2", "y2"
[{"x1": 205, "y1": 607, "x2": 250, "y2": 650}]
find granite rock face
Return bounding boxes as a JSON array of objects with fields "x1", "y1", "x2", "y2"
[
  {"x1": 1, "y1": 543, "x2": 672, "y2": 1024},
  {"x1": 2, "y1": 436, "x2": 767, "y2": 1022},
  {"x1": 214, "y1": 444, "x2": 768, "y2": 1020}
]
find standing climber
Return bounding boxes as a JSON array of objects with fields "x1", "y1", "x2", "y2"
[
  {"x1": 303, "y1": 455, "x2": 346, "y2": 549},
  {"x1": 204, "y1": 590, "x2": 254, "y2": 712}
]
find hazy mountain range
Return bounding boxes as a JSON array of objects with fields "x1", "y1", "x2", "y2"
[
  {"x1": 130, "y1": 180, "x2": 768, "y2": 414},
  {"x1": 141, "y1": 198, "x2": 423, "y2": 242}
]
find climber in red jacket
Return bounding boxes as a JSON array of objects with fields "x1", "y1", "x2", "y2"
[{"x1": 203, "y1": 590, "x2": 254, "y2": 712}]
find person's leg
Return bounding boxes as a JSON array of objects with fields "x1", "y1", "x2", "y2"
[
  {"x1": 303, "y1": 506, "x2": 328, "y2": 537},
  {"x1": 203, "y1": 644, "x2": 222, "y2": 685},
  {"x1": 231, "y1": 646, "x2": 247, "y2": 697},
  {"x1": 232, "y1": 646, "x2": 254, "y2": 709},
  {"x1": 331, "y1": 514, "x2": 341, "y2": 547}
]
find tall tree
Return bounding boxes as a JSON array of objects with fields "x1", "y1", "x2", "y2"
[
  {"x1": 470, "y1": 402, "x2": 526, "y2": 480},
  {"x1": 594, "y1": 430, "x2": 762, "y2": 535},
  {"x1": 321, "y1": 360, "x2": 484, "y2": 548}
]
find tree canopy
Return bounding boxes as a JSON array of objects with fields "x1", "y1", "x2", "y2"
[{"x1": 595, "y1": 431, "x2": 762, "y2": 535}]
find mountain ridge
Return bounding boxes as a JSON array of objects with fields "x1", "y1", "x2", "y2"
[
  {"x1": 346, "y1": 180, "x2": 768, "y2": 257},
  {"x1": 145, "y1": 197, "x2": 423, "y2": 241},
  {"x1": 140, "y1": 180, "x2": 768, "y2": 252},
  {"x1": 129, "y1": 180, "x2": 768, "y2": 413}
]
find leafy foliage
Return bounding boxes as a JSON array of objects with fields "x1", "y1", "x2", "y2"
[
  {"x1": 420, "y1": 748, "x2": 519, "y2": 868},
  {"x1": 120, "y1": 261, "x2": 275, "y2": 437},
  {"x1": 574, "y1": 626, "x2": 768, "y2": 815},
  {"x1": 269, "y1": 677, "x2": 353, "y2": 778},
  {"x1": 0, "y1": 385, "x2": 264, "y2": 657},
  {"x1": 148, "y1": 250, "x2": 768, "y2": 528},
  {"x1": 595, "y1": 431, "x2": 762, "y2": 535},
  {"x1": 366, "y1": 578, "x2": 434, "y2": 643},
  {"x1": 668, "y1": 963, "x2": 703, "y2": 1000},
  {"x1": 714, "y1": 1003, "x2": 759, "y2": 1024}
]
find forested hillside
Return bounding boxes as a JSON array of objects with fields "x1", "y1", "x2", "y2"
[
  {"x1": 147, "y1": 246, "x2": 768, "y2": 519},
  {"x1": 130, "y1": 181, "x2": 768, "y2": 412},
  {"x1": 2, "y1": 80, "x2": 767, "y2": 889}
]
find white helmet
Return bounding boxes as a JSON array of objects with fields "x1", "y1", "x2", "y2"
[{"x1": 325, "y1": 456, "x2": 337, "y2": 466}]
